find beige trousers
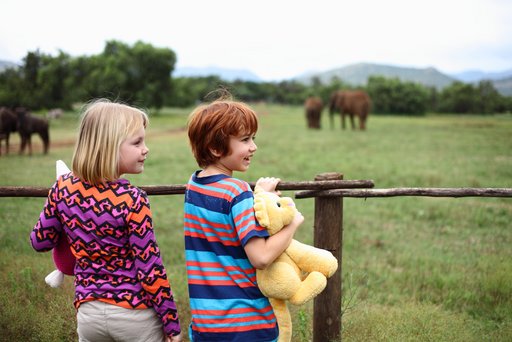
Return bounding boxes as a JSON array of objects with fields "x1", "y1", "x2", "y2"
[{"x1": 77, "y1": 300, "x2": 166, "y2": 342}]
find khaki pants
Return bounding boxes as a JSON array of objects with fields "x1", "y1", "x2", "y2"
[{"x1": 77, "y1": 301, "x2": 166, "y2": 342}]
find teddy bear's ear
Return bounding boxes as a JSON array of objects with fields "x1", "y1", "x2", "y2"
[{"x1": 254, "y1": 196, "x2": 270, "y2": 228}]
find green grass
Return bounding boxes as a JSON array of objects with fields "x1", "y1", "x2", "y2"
[{"x1": 1, "y1": 105, "x2": 511, "y2": 341}]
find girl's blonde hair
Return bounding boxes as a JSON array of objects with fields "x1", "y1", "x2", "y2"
[{"x1": 72, "y1": 99, "x2": 148, "y2": 185}]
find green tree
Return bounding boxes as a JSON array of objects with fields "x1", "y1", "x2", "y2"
[
  {"x1": 274, "y1": 80, "x2": 308, "y2": 105},
  {"x1": 367, "y1": 76, "x2": 429, "y2": 115},
  {"x1": 0, "y1": 66, "x2": 24, "y2": 107},
  {"x1": 476, "y1": 80, "x2": 501, "y2": 114},
  {"x1": 36, "y1": 51, "x2": 73, "y2": 109},
  {"x1": 438, "y1": 82, "x2": 477, "y2": 113},
  {"x1": 20, "y1": 50, "x2": 44, "y2": 108},
  {"x1": 166, "y1": 76, "x2": 226, "y2": 107},
  {"x1": 73, "y1": 40, "x2": 176, "y2": 109}
]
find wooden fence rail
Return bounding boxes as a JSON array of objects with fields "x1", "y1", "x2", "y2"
[
  {"x1": 2, "y1": 174, "x2": 511, "y2": 342},
  {"x1": 0, "y1": 179, "x2": 375, "y2": 197},
  {"x1": 296, "y1": 187, "x2": 512, "y2": 199}
]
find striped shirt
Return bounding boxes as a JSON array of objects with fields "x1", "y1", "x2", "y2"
[
  {"x1": 184, "y1": 171, "x2": 278, "y2": 342},
  {"x1": 30, "y1": 173, "x2": 181, "y2": 337}
]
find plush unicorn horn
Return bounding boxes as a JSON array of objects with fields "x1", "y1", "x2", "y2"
[{"x1": 44, "y1": 160, "x2": 76, "y2": 288}]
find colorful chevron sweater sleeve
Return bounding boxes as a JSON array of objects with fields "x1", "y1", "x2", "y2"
[{"x1": 30, "y1": 174, "x2": 181, "y2": 337}]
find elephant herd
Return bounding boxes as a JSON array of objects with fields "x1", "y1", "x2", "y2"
[
  {"x1": 1, "y1": 93, "x2": 368, "y2": 156},
  {"x1": 0, "y1": 107, "x2": 50, "y2": 156},
  {"x1": 304, "y1": 90, "x2": 371, "y2": 131}
]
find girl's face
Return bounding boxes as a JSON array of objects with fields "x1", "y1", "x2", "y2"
[
  {"x1": 213, "y1": 132, "x2": 257, "y2": 176},
  {"x1": 118, "y1": 127, "x2": 149, "y2": 176}
]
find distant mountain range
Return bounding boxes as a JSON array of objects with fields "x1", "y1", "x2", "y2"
[
  {"x1": 2, "y1": 59, "x2": 511, "y2": 96},
  {"x1": 452, "y1": 69, "x2": 512, "y2": 83},
  {"x1": 173, "y1": 63, "x2": 512, "y2": 96},
  {"x1": 294, "y1": 62, "x2": 512, "y2": 96},
  {"x1": 0, "y1": 60, "x2": 19, "y2": 71},
  {"x1": 295, "y1": 62, "x2": 456, "y2": 89}
]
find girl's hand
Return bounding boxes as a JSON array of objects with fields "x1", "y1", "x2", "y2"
[
  {"x1": 167, "y1": 333, "x2": 182, "y2": 342},
  {"x1": 255, "y1": 177, "x2": 281, "y2": 196}
]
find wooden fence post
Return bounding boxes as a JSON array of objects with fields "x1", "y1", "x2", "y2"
[{"x1": 313, "y1": 172, "x2": 343, "y2": 342}]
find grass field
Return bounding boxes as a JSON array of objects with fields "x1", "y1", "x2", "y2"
[{"x1": 1, "y1": 104, "x2": 511, "y2": 341}]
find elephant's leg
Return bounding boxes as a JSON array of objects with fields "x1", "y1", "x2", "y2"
[
  {"x1": 313, "y1": 112, "x2": 320, "y2": 129},
  {"x1": 40, "y1": 130, "x2": 50, "y2": 154},
  {"x1": 350, "y1": 114, "x2": 356, "y2": 129},
  {"x1": 269, "y1": 298, "x2": 292, "y2": 342},
  {"x1": 19, "y1": 136, "x2": 26, "y2": 155},
  {"x1": 28, "y1": 135, "x2": 33, "y2": 156},
  {"x1": 360, "y1": 116, "x2": 367, "y2": 130},
  {"x1": 308, "y1": 111, "x2": 314, "y2": 128}
]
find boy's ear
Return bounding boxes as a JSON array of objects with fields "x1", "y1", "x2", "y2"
[{"x1": 210, "y1": 148, "x2": 221, "y2": 157}]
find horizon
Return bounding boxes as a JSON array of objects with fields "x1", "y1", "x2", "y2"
[{"x1": 2, "y1": 57, "x2": 511, "y2": 83}]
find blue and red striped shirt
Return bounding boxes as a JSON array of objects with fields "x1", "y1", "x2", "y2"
[{"x1": 184, "y1": 171, "x2": 278, "y2": 341}]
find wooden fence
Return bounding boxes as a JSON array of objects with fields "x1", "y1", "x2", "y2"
[{"x1": 2, "y1": 173, "x2": 512, "y2": 342}]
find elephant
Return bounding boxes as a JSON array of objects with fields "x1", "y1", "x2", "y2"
[
  {"x1": 304, "y1": 96, "x2": 323, "y2": 129},
  {"x1": 329, "y1": 90, "x2": 371, "y2": 130},
  {"x1": 16, "y1": 107, "x2": 50, "y2": 155},
  {"x1": 0, "y1": 107, "x2": 18, "y2": 156}
]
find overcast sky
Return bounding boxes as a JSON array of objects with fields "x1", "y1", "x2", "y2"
[{"x1": 2, "y1": 0, "x2": 511, "y2": 81}]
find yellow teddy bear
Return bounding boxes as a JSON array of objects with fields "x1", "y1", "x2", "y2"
[{"x1": 253, "y1": 185, "x2": 338, "y2": 342}]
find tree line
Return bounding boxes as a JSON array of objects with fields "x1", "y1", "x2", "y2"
[{"x1": 1, "y1": 40, "x2": 511, "y2": 115}]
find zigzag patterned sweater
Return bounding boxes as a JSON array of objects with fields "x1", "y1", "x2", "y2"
[{"x1": 30, "y1": 173, "x2": 181, "y2": 337}]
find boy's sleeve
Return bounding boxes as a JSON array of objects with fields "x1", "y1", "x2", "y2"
[
  {"x1": 30, "y1": 181, "x2": 62, "y2": 251},
  {"x1": 127, "y1": 190, "x2": 181, "y2": 337},
  {"x1": 232, "y1": 189, "x2": 269, "y2": 247}
]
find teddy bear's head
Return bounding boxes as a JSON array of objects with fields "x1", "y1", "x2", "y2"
[{"x1": 253, "y1": 186, "x2": 296, "y2": 235}]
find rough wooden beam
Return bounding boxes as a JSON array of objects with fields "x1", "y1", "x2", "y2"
[{"x1": 296, "y1": 187, "x2": 512, "y2": 199}]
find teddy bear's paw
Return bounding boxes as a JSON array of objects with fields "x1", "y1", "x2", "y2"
[
  {"x1": 289, "y1": 271, "x2": 327, "y2": 305},
  {"x1": 45, "y1": 269, "x2": 65, "y2": 288},
  {"x1": 320, "y1": 255, "x2": 338, "y2": 278}
]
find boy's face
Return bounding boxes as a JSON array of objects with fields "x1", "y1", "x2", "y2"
[{"x1": 214, "y1": 132, "x2": 257, "y2": 175}]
